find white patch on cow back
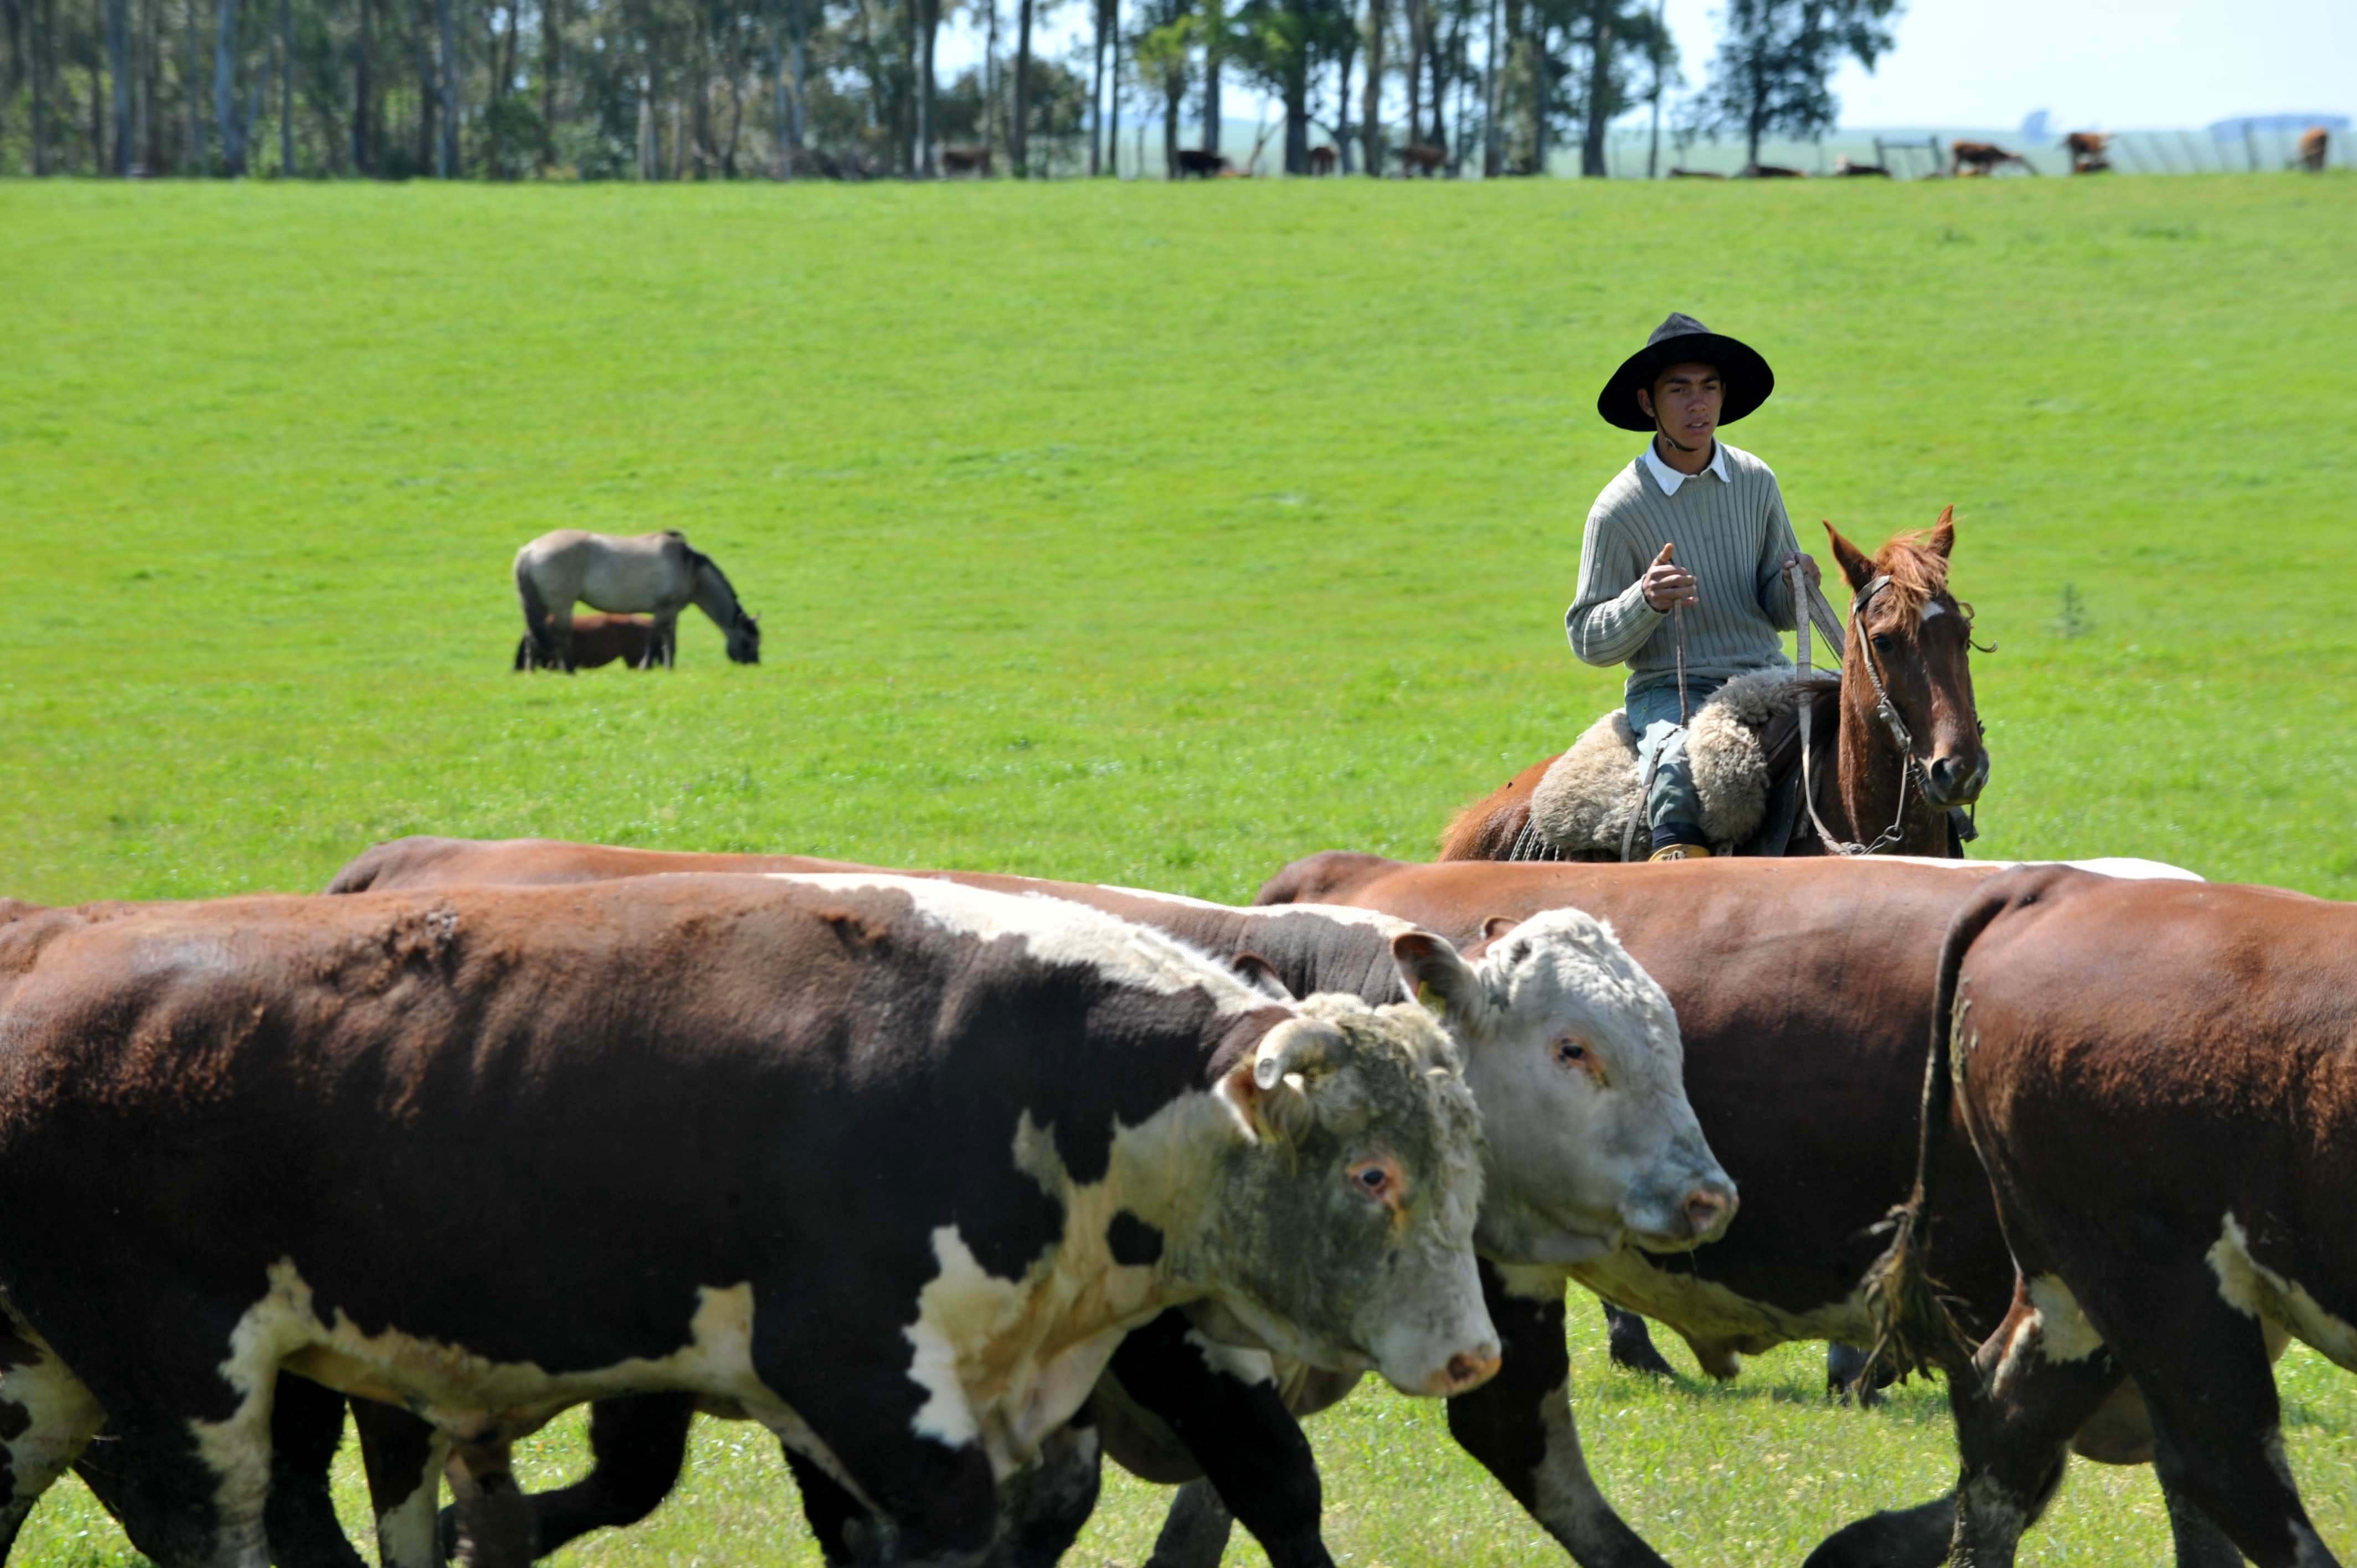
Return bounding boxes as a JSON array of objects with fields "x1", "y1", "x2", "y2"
[
  {"x1": 763, "y1": 874, "x2": 1276, "y2": 1016},
  {"x1": 1871, "y1": 855, "x2": 2203, "y2": 880},
  {"x1": 2208, "y1": 1214, "x2": 2357, "y2": 1373}
]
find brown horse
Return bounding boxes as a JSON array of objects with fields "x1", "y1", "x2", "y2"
[{"x1": 1442, "y1": 513, "x2": 1989, "y2": 863}]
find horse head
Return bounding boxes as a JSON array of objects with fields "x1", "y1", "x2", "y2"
[
  {"x1": 725, "y1": 612, "x2": 762, "y2": 666},
  {"x1": 1824, "y1": 508, "x2": 1990, "y2": 812}
]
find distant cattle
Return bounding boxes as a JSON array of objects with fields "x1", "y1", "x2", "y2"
[
  {"x1": 1174, "y1": 148, "x2": 1231, "y2": 178},
  {"x1": 1667, "y1": 167, "x2": 1726, "y2": 179},
  {"x1": 2297, "y1": 127, "x2": 2329, "y2": 172},
  {"x1": 1394, "y1": 142, "x2": 1447, "y2": 177},
  {"x1": 1306, "y1": 145, "x2": 1337, "y2": 176},
  {"x1": 2064, "y1": 131, "x2": 2112, "y2": 174},
  {"x1": 1743, "y1": 163, "x2": 1805, "y2": 178},
  {"x1": 1833, "y1": 157, "x2": 1892, "y2": 177},
  {"x1": 317, "y1": 838, "x2": 1736, "y2": 1568},
  {"x1": 941, "y1": 144, "x2": 993, "y2": 176},
  {"x1": 0, "y1": 877, "x2": 1501, "y2": 1568},
  {"x1": 512, "y1": 611, "x2": 662, "y2": 672},
  {"x1": 1949, "y1": 140, "x2": 2034, "y2": 176},
  {"x1": 1814, "y1": 868, "x2": 2357, "y2": 1568}
]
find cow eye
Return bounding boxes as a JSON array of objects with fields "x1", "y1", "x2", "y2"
[
  {"x1": 1556, "y1": 1039, "x2": 1586, "y2": 1064},
  {"x1": 1349, "y1": 1161, "x2": 1392, "y2": 1200}
]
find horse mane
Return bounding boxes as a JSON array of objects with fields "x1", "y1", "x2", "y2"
[
  {"x1": 1870, "y1": 529, "x2": 1953, "y2": 613},
  {"x1": 684, "y1": 544, "x2": 739, "y2": 607}
]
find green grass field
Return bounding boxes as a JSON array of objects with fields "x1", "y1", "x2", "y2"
[{"x1": 6, "y1": 172, "x2": 2355, "y2": 1565}]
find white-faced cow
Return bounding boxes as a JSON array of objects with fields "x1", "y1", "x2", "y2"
[
  {"x1": 0, "y1": 875, "x2": 1501, "y2": 1568},
  {"x1": 1813, "y1": 867, "x2": 2357, "y2": 1568},
  {"x1": 306, "y1": 838, "x2": 1735, "y2": 1568}
]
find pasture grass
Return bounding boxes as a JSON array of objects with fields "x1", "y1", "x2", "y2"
[{"x1": 6, "y1": 172, "x2": 2355, "y2": 1564}]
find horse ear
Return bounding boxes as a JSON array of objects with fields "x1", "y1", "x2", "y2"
[
  {"x1": 1822, "y1": 522, "x2": 1877, "y2": 594},
  {"x1": 1926, "y1": 506, "x2": 1955, "y2": 559}
]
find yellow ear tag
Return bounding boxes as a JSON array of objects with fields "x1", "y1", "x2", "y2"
[{"x1": 1416, "y1": 981, "x2": 1445, "y2": 1014}]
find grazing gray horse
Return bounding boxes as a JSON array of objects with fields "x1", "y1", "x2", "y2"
[{"x1": 513, "y1": 529, "x2": 761, "y2": 669}]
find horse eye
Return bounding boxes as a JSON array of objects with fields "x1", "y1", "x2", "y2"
[{"x1": 1871, "y1": 633, "x2": 1894, "y2": 653}]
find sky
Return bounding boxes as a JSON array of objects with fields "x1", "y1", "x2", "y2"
[{"x1": 938, "y1": 0, "x2": 2354, "y2": 135}]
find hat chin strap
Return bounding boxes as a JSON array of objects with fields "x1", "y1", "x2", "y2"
[{"x1": 1653, "y1": 418, "x2": 1708, "y2": 457}]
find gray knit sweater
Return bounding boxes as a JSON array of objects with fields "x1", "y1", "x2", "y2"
[{"x1": 1565, "y1": 441, "x2": 1844, "y2": 698}]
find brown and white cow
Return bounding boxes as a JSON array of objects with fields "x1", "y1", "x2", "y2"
[
  {"x1": 1812, "y1": 867, "x2": 2357, "y2": 1568},
  {"x1": 1255, "y1": 849, "x2": 2216, "y2": 1568},
  {"x1": 0, "y1": 875, "x2": 1501, "y2": 1568},
  {"x1": 314, "y1": 838, "x2": 1736, "y2": 1568}
]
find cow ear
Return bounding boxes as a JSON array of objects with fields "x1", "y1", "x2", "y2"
[
  {"x1": 1231, "y1": 952, "x2": 1291, "y2": 999},
  {"x1": 1480, "y1": 915, "x2": 1518, "y2": 942},
  {"x1": 1393, "y1": 931, "x2": 1481, "y2": 1024},
  {"x1": 1823, "y1": 522, "x2": 1877, "y2": 594},
  {"x1": 1926, "y1": 505, "x2": 1955, "y2": 559}
]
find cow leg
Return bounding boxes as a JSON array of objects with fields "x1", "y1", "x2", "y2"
[
  {"x1": 444, "y1": 1441, "x2": 534, "y2": 1568},
  {"x1": 1146, "y1": 1482, "x2": 1235, "y2": 1568},
  {"x1": 1109, "y1": 1312, "x2": 1329, "y2": 1568},
  {"x1": 990, "y1": 1409, "x2": 1102, "y2": 1568},
  {"x1": 466, "y1": 1392, "x2": 698, "y2": 1559},
  {"x1": 263, "y1": 1376, "x2": 367, "y2": 1568},
  {"x1": 350, "y1": 1397, "x2": 448, "y2": 1568},
  {"x1": 1945, "y1": 1278, "x2": 2129, "y2": 1568},
  {"x1": 1824, "y1": 1343, "x2": 1883, "y2": 1405},
  {"x1": 1597, "y1": 1303, "x2": 1675, "y2": 1379},
  {"x1": 1447, "y1": 1265, "x2": 1670, "y2": 1568},
  {"x1": 2162, "y1": 1478, "x2": 2251, "y2": 1568},
  {"x1": 1, "y1": 1322, "x2": 106, "y2": 1559},
  {"x1": 783, "y1": 1444, "x2": 868, "y2": 1564},
  {"x1": 76, "y1": 1402, "x2": 276, "y2": 1568},
  {"x1": 2095, "y1": 1279, "x2": 2332, "y2": 1568}
]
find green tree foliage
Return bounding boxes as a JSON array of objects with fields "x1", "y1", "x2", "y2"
[
  {"x1": 1229, "y1": 0, "x2": 1344, "y2": 173},
  {"x1": 1685, "y1": 0, "x2": 1895, "y2": 167}
]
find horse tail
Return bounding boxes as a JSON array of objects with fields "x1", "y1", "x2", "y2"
[{"x1": 1860, "y1": 865, "x2": 2067, "y2": 1388}]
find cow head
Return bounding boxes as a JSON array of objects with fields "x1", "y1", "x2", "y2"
[
  {"x1": 1197, "y1": 996, "x2": 1500, "y2": 1399},
  {"x1": 1396, "y1": 909, "x2": 1736, "y2": 1266}
]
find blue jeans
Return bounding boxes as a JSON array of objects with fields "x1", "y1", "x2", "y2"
[{"x1": 1627, "y1": 678, "x2": 1726, "y2": 840}]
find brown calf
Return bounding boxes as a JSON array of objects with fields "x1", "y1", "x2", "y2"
[
  {"x1": 1174, "y1": 148, "x2": 1231, "y2": 178},
  {"x1": 1394, "y1": 142, "x2": 1447, "y2": 176},
  {"x1": 511, "y1": 612, "x2": 665, "y2": 672},
  {"x1": 1306, "y1": 145, "x2": 1337, "y2": 176},
  {"x1": 1817, "y1": 868, "x2": 2357, "y2": 1568},
  {"x1": 941, "y1": 145, "x2": 993, "y2": 176},
  {"x1": 2298, "y1": 127, "x2": 2329, "y2": 172}
]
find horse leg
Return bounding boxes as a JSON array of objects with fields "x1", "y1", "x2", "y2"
[{"x1": 652, "y1": 613, "x2": 678, "y2": 670}]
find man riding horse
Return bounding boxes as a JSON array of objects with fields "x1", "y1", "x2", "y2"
[{"x1": 1566, "y1": 313, "x2": 1844, "y2": 861}]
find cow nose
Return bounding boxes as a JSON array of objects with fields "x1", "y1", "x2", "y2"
[
  {"x1": 1684, "y1": 1185, "x2": 1738, "y2": 1242},
  {"x1": 1440, "y1": 1347, "x2": 1503, "y2": 1395}
]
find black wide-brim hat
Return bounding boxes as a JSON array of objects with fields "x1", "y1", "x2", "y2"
[{"x1": 1596, "y1": 312, "x2": 1775, "y2": 432}]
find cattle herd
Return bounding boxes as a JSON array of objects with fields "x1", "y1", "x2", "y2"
[{"x1": 2, "y1": 823, "x2": 2354, "y2": 1568}]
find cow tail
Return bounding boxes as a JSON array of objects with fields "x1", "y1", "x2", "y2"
[{"x1": 1861, "y1": 867, "x2": 2061, "y2": 1388}]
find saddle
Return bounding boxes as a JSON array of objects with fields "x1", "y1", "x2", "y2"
[{"x1": 1519, "y1": 669, "x2": 1844, "y2": 860}]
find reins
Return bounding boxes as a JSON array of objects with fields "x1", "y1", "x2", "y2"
[{"x1": 1788, "y1": 562, "x2": 1929, "y2": 858}]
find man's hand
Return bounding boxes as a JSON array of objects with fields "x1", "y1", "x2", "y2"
[
  {"x1": 1641, "y1": 543, "x2": 1698, "y2": 612},
  {"x1": 1781, "y1": 551, "x2": 1822, "y2": 590}
]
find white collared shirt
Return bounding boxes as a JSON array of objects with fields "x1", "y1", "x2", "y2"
[{"x1": 1639, "y1": 437, "x2": 1731, "y2": 497}]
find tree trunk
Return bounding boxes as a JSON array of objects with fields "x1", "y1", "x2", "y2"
[
  {"x1": 1332, "y1": 30, "x2": 1354, "y2": 171},
  {"x1": 1645, "y1": 0, "x2": 1663, "y2": 176},
  {"x1": 106, "y1": 0, "x2": 130, "y2": 171},
  {"x1": 918, "y1": 0, "x2": 937, "y2": 174},
  {"x1": 1011, "y1": 0, "x2": 1030, "y2": 174},
  {"x1": 981, "y1": 0, "x2": 995, "y2": 159},
  {"x1": 1199, "y1": 0, "x2": 1219, "y2": 154},
  {"x1": 213, "y1": 0, "x2": 241, "y2": 172},
  {"x1": 1579, "y1": 6, "x2": 1610, "y2": 176},
  {"x1": 1282, "y1": 53, "x2": 1305, "y2": 173},
  {"x1": 433, "y1": 0, "x2": 454, "y2": 175},
  {"x1": 30, "y1": 0, "x2": 49, "y2": 173},
  {"x1": 352, "y1": 0, "x2": 370, "y2": 169},
  {"x1": 1085, "y1": 0, "x2": 1102, "y2": 175},
  {"x1": 276, "y1": 0, "x2": 289, "y2": 172},
  {"x1": 1481, "y1": 0, "x2": 1500, "y2": 173},
  {"x1": 1530, "y1": 19, "x2": 1547, "y2": 173},
  {"x1": 1359, "y1": 0, "x2": 1383, "y2": 174},
  {"x1": 1401, "y1": 0, "x2": 1421, "y2": 152},
  {"x1": 1161, "y1": 71, "x2": 1176, "y2": 177},
  {"x1": 785, "y1": 0, "x2": 804, "y2": 154},
  {"x1": 540, "y1": 0, "x2": 557, "y2": 166},
  {"x1": 1105, "y1": 17, "x2": 1118, "y2": 175}
]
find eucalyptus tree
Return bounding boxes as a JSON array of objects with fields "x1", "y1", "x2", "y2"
[
  {"x1": 1687, "y1": 0, "x2": 1895, "y2": 167},
  {"x1": 1231, "y1": 0, "x2": 1344, "y2": 172}
]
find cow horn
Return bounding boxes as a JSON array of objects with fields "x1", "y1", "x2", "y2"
[{"x1": 1253, "y1": 1017, "x2": 1331, "y2": 1090}]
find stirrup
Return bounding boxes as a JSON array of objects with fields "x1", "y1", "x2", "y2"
[{"x1": 1648, "y1": 842, "x2": 1712, "y2": 862}]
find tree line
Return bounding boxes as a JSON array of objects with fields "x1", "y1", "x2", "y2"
[{"x1": 0, "y1": 0, "x2": 1892, "y2": 179}]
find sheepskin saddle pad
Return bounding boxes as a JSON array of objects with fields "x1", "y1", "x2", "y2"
[{"x1": 1526, "y1": 668, "x2": 1837, "y2": 858}]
